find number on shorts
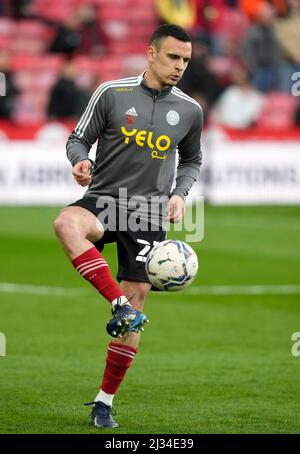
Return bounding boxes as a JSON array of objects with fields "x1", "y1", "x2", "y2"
[{"x1": 136, "y1": 239, "x2": 160, "y2": 262}]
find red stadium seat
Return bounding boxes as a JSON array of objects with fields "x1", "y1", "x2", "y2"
[
  {"x1": 102, "y1": 20, "x2": 129, "y2": 41},
  {"x1": 208, "y1": 56, "x2": 233, "y2": 78},
  {"x1": 0, "y1": 36, "x2": 12, "y2": 49},
  {"x1": 11, "y1": 37, "x2": 49, "y2": 55},
  {"x1": 13, "y1": 92, "x2": 47, "y2": 124},
  {"x1": 14, "y1": 20, "x2": 52, "y2": 38},
  {"x1": 14, "y1": 70, "x2": 57, "y2": 91},
  {"x1": 10, "y1": 54, "x2": 65, "y2": 71},
  {"x1": 0, "y1": 18, "x2": 15, "y2": 36},
  {"x1": 257, "y1": 93, "x2": 297, "y2": 129},
  {"x1": 125, "y1": 8, "x2": 157, "y2": 23},
  {"x1": 217, "y1": 7, "x2": 250, "y2": 40},
  {"x1": 9, "y1": 0, "x2": 158, "y2": 123},
  {"x1": 100, "y1": 6, "x2": 127, "y2": 22},
  {"x1": 10, "y1": 55, "x2": 40, "y2": 71},
  {"x1": 39, "y1": 5, "x2": 73, "y2": 21},
  {"x1": 127, "y1": 24, "x2": 155, "y2": 41},
  {"x1": 5, "y1": 20, "x2": 54, "y2": 55},
  {"x1": 74, "y1": 56, "x2": 124, "y2": 82},
  {"x1": 109, "y1": 41, "x2": 149, "y2": 55},
  {"x1": 13, "y1": 70, "x2": 36, "y2": 91},
  {"x1": 74, "y1": 56, "x2": 102, "y2": 73}
]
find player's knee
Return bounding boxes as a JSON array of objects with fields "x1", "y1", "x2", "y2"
[{"x1": 54, "y1": 214, "x2": 80, "y2": 240}]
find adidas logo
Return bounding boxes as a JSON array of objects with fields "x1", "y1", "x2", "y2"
[{"x1": 125, "y1": 107, "x2": 138, "y2": 117}]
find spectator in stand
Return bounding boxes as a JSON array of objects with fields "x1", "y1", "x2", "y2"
[
  {"x1": 9, "y1": 0, "x2": 34, "y2": 18},
  {"x1": 242, "y1": 2, "x2": 283, "y2": 92},
  {"x1": 47, "y1": 12, "x2": 82, "y2": 55},
  {"x1": 239, "y1": 0, "x2": 288, "y2": 20},
  {"x1": 155, "y1": 1, "x2": 242, "y2": 48},
  {"x1": 41, "y1": 5, "x2": 108, "y2": 56},
  {"x1": 211, "y1": 64, "x2": 264, "y2": 129},
  {"x1": 0, "y1": 49, "x2": 19, "y2": 119},
  {"x1": 0, "y1": 0, "x2": 9, "y2": 15},
  {"x1": 178, "y1": 33, "x2": 222, "y2": 116},
  {"x1": 47, "y1": 60, "x2": 90, "y2": 120},
  {"x1": 0, "y1": 0, "x2": 35, "y2": 17},
  {"x1": 275, "y1": 0, "x2": 300, "y2": 91},
  {"x1": 75, "y1": 4, "x2": 109, "y2": 56},
  {"x1": 155, "y1": 0, "x2": 197, "y2": 30}
]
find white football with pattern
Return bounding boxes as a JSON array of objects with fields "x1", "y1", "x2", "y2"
[{"x1": 145, "y1": 240, "x2": 198, "y2": 291}]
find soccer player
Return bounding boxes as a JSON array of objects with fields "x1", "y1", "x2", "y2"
[{"x1": 54, "y1": 24, "x2": 203, "y2": 429}]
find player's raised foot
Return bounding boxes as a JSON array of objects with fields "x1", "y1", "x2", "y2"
[
  {"x1": 84, "y1": 401, "x2": 118, "y2": 429},
  {"x1": 106, "y1": 299, "x2": 149, "y2": 338}
]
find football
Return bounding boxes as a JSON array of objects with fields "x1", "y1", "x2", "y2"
[{"x1": 145, "y1": 240, "x2": 198, "y2": 291}]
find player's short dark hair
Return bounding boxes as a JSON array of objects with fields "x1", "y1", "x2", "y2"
[{"x1": 150, "y1": 24, "x2": 191, "y2": 49}]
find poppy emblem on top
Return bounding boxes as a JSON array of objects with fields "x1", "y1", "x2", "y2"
[{"x1": 125, "y1": 107, "x2": 138, "y2": 124}]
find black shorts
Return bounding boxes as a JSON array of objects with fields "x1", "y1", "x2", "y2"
[{"x1": 69, "y1": 197, "x2": 166, "y2": 285}]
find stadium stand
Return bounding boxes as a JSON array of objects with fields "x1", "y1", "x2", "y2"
[{"x1": 0, "y1": 0, "x2": 299, "y2": 129}]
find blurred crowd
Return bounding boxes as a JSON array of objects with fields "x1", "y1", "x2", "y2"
[{"x1": 0, "y1": 0, "x2": 300, "y2": 129}]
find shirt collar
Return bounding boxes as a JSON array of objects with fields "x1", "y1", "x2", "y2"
[{"x1": 139, "y1": 72, "x2": 172, "y2": 98}]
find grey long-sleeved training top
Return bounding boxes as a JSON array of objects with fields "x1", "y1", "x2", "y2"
[{"x1": 66, "y1": 74, "x2": 203, "y2": 216}]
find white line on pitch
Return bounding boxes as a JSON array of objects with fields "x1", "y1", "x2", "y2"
[
  {"x1": 0, "y1": 282, "x2": 85, "y2": 297},
  {"x1": 1, "y1": 282, "x2": 300, "y2": 297},
  {"x1": 179, "y1": 285, "x2": 300, "y2": 295}
]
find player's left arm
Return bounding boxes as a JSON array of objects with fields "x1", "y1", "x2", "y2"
[
  {"x1": 167, "y1": 194, "x2": 186, "y2": 223},
  {"x1": 168, "y1": 105, "x2": 203, "y2": 223}
]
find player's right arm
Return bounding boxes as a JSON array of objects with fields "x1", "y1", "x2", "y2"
[
  {"x1": 66, "y1": 84, "x2": 110, "y2": 185},
  {"x1": 72, "y1": 159, "x2": 92, "y2": 187}
]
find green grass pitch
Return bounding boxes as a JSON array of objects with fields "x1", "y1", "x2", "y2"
[{"x1": 0, "y1": 205, "x2": 299, "y2": 434}]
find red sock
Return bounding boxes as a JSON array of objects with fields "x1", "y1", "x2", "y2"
[
  {"x1": 72, "y1": 247, "x2": 124, "y2": 303},
  {"x1": 100, "y1": 342, "x2": 137, "y2": 395}
]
